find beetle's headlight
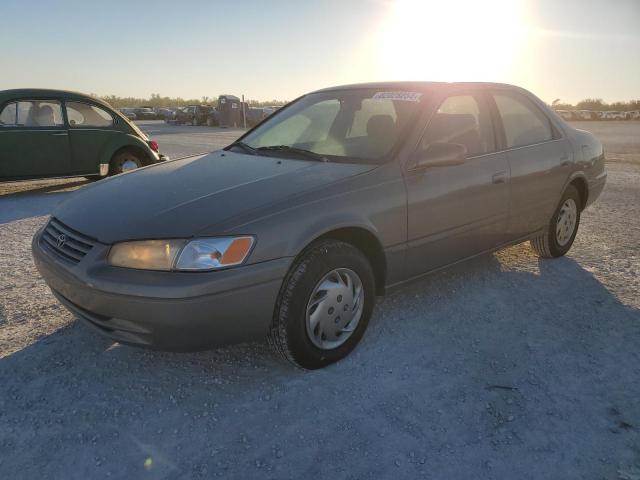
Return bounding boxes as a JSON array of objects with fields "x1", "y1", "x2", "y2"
[{"x1": 108, "y1": 236, "x2": 254, "y2": 271}]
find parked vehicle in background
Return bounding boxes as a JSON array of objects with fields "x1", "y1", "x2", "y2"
[
  {"x1": 555, "y1": 110, "x2": 574, "y2": 121},
  {"x1": 0, "y1": 89, "x2": 168, "y2": 181},
  {"x1": 206, "y1": 108, "x2": 220, "y2": 127},
  {"x1": 626, "y1": 110, "x2": 640, "y2": 120},
  {"x1": 119, "y1": 108, "x2": 137, "y2": 120},
  {"x1": 132, "y1": 107, "x2": 158, "y2": 120},
  {"x1": 32, "y1": 81, "x2": 605, "y2": 369},
  {"x1": 172, "y1": 105, "x2": 213, "y2": 125},
  {"x1": 575, "y1": 110, "x2": 594, "y2": 120},
  {"x1": 601, "y1": 111, "x2": 627, "y2": 120},
  {"x1": 156, "y1": 107, "x2": 178, "y2": 121},
  {"x1": 262, "y1": 105, "x2": 281, "y2": 117}
]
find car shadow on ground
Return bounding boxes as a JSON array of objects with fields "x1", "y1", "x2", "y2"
[
  {"x1": 0, "y1": 179, "x2": 88, "y2": 224},
  {"x1": 1, "y1": 248, "x2": 639, "y2": 479}
]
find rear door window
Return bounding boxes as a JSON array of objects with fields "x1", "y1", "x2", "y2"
[
  {"x1": 493, "y1": 92, "x2": 553, "y2": 148},
  {"x1": 65, "y1": 102, "x2": 113, "y2": 127},
  {"x1": 10, "y1": 100, "x2": 65, "y2": 127},
  {"x1": 420, "y1": 94, "x2": 494, "y2": 157}
]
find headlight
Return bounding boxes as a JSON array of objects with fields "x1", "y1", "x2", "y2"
[
  {"x1": 108, "y1": 236, "x2": 254, "y2": 271},
  {"x1": 175, "y1": 237, "x2": 254, "y2": 270}
]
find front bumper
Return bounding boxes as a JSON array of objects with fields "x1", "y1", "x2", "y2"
[{"x1": 32, "y1": 229, "x2": 291, "y2": 351}]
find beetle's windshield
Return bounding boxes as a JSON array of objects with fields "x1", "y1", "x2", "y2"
[{"x1": 237, "y1": 89, "x2": 425, "y2": 164}]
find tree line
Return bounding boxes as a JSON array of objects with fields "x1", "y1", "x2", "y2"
[
  {"x1": 552, "y1": 98, "x2": 640, "y2": 111},
  {"x1": 98, "y1": 93, "x2": 287, "y2": 109},
  {"x1": 95, "y1": 93, "x2": 640, "y2": 112}
]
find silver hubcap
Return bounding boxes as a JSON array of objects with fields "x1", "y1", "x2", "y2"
[
  {"x1": 305, "y1": 268, "x2": 364, "y2": 350},
  {"x1": 556, "y1": 198, "x2": 577, "y2": 246},
  {"x1": 121, "y1": 159, "x2": 139, "y2": 172}
]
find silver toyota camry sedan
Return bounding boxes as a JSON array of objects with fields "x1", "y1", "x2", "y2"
[{"x1": 32, "y1": 82, "x2": 606, "y2": 369}]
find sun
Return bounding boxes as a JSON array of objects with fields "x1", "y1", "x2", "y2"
[{"x1": 377, "y1": 0, "x2": 527, "y2": 82}]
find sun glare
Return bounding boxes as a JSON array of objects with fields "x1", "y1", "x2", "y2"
[{"x1": 377, "y1": 0, "x2": 526, "y2": 82}]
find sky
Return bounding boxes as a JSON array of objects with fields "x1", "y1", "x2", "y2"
[{"x1": 1, "y1": 0, "x2": 638, "y2": 104}]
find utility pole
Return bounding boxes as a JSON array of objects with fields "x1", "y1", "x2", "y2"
[{"x1": 242, "y1": 94, "x2": 246, "y2": 129}]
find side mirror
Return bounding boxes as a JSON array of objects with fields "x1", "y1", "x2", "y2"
[{"x1": 412, "y1": 142, "x2": 467, "y2": 169}]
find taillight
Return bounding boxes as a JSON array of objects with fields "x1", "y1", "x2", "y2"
[{"x1": 149, "y1": 140, "x2": 159, "y2": 152}]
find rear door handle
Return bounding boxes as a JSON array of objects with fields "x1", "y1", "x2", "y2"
[
  {"x1": 492, "y1": 171, "x2": 507, "y2": 184},
  {"x1": 51, "y1": 132, "x2": 68, "y2": 136}
]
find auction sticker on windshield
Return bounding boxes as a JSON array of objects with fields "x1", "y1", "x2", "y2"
[{"x1": 372, "y1": 91, "x2": 422, "y2": 102}]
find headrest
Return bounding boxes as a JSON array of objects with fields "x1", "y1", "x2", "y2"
[{"x1": 366, "y1": 115, "x2": 396, "y2": 139}]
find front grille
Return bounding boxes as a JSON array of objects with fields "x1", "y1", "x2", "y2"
[{"x1": 40, "y1": 217, "x2": 95, "y2": 264}]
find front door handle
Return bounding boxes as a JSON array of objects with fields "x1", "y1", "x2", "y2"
[
  {"x1": 51, "y1": 132, "x2": 68, "y2": 136},
  {"x1": 492, "y1": 171, "x2": 507, "y2": 184}
]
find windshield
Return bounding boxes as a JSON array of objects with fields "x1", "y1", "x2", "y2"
[{"x1": 239, "y1": 89, "x2": 425, "y2": 163}]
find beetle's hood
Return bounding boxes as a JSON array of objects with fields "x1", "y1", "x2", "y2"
[{"x1": 53, "y1": 151, "x2": 374, "y2": 244}]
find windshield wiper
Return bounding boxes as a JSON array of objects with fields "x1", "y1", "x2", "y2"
[
  {"x1": 228, "y1": 141, "x2": 258, "y2": 155},
  {"x1": 257, "y1": 145, "x2": 329, "y2": 162}
]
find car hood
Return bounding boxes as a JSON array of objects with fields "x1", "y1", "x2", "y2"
[{"x1": 53, "y1": 151, "x2": 375, "y2": 244}]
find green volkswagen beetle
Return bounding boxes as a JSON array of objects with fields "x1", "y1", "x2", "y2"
[{"x1": 0, "y1": 89, "x2": 167, "y2": 181}]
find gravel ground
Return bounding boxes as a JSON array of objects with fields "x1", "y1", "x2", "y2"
[{"x1": 1, "y1": 123, "x2": 639, "y2": 479}]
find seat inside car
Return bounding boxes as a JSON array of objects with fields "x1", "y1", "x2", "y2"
[
  {"x1": 427, "y1": 113, "x2": 485, "y2": 156},
  {"x1": 35, "y1": 105, "x2": 56, "y2": 127},
  {"x1": 366, "y1": 114, "x2": 397, "y2": 157}
]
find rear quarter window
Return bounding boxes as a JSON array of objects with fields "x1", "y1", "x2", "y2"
[
  {"x1": 66, "y1": 102, "x2": 113, "y2": 128},
  {"x1": 494, "y1": 92, "x2": 554, "y2": 148}
]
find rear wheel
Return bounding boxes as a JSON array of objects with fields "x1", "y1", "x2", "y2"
[
  {"x1": 109, "y1": 150, "x2": 144, "y2": 176},
  {"x1": 269, "y1": 240, "x2": 375, "y2": 369},
  {"x1": 530, "y1": 185, "x2": 581, "y2": 258}
]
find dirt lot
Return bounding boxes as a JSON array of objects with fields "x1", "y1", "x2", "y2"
[{"x1": 1, "y1": 121, "x2": 639, "y2": 479}]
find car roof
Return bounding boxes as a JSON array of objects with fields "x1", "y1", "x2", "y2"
[
  {"x1": 311, "y1": 81, "x2": 527, "y2": 94},
  {"x1": 0, "y1": 88, "x2": 114, "y2": 109}
]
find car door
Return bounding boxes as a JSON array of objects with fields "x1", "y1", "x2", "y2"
[
  {"x1": 403, "y1": 91, "x2": 510, "y2": 279},
  {"x1": 0, "y1": 99, "x2": 71, "y2": 179},
  {"x1": 65, "y1": 101, "x2": 119, "y2": 175},
  {"x1": 489, "y1": 90, "x2": 570, "y2": 239}
]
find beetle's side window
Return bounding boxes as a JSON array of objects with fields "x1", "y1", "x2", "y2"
[
  {"x1": 65, "y1": 102, "x2": 113, "y2": 128},
  {"x1": 420, "y1": 95, "x2": 494, "y2": 157},
  {"x1": 0, "y1": 102, "x2": 18, "y2": 126},
  {"x1": 493, "y1": 93, "x2": 553, "y2": 148},
  {"x1": 12, "y1": 101, "x2": 64, "y2": 127}
]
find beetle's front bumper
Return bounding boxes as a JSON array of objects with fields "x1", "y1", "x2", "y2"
[{"x1": 32, "y1": 229, "x2": 290, "y2": 351}]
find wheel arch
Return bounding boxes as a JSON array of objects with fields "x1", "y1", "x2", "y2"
[
  {"x1": 567, "y1": 175, "x2": 588, "y2": 210},
  {"x1": 99, "y1": 134, "x2": 155, "y2": 171},
  {"x1": 305, "y1": 226, "x2": 387, "y2": 296}
]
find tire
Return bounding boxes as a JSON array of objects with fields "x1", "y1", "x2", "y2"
[
  {"x1": 530, "y1": 185, "x2": 581, "y2": 258},
  {"x1": 109, "y1": 150, "x2": 144, "y2": 176},
  {"x1": 269, "y1": 240, "x2": 376, "y2": 369}
]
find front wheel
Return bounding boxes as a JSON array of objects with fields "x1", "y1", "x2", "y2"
[
  {"x1": 269, "y1": 240, "x2": 375, "y2": 369},
  {"x1": 109, "y1": 150, "x2": 144, "y2": 176},
  {"x1": 530, "y1": 185, "x2": 581, "y2": 258}
]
